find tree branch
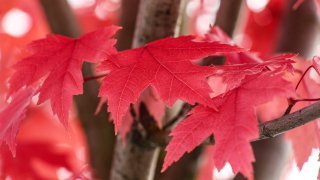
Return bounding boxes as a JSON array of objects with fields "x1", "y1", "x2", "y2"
[
  {"x1": 38, "y1": 0, "x2": 80, "y2": 37},
  {"x1": 150, "y1": 101, "x2": 320, "y2": 147},
  {"x1": 258, "y1": 101, "x2": 320, "y2": 140},
  {"x1": 116, "y1": 0, "x2": 140, "y2": 51}
]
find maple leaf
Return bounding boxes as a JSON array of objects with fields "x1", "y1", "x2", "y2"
[
  {"x1": 211, "y1": 54, "x2": 295, "y2": 93},
  {"x1": 9, "y1": 26, "x2": 120, "y2": 126},
  {"x1": 204, "y1": 26, "x2": 234, "y2": 45},
  {"x1": 119, "y1": 111, "x2": 134, "y2": 142},
  {"x1": 285, "y1": 61, "x2": 320, "y2": 169},
  {"x1": 99, "y1": 36, "x2": 242, "y2": 132},
  {"x1": 0, "y1": 87, "x2": 35, "y2": 156},
  {"x1": 204, "y1": 26, "x2": 263, "y2": 65},
  {"x1": 163, "y1": 72, "x2": 295, "y2": 178}
]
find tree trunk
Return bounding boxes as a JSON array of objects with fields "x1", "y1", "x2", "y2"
[
  {"x1": 215, "y1": 0, "x2": 243, "y2": 36},
  {"x1": 39, "y1": 1, "x2": 115, "y2": 179},
  {"x1": 276, "y1": 0, "x2": 318, "y2": 56},
  {"x1": 116, "y1": 0, "x2": 140, "y2": 51},
  {"x1": 110, "y1": 1, "x2": 184, "y2": 180}
]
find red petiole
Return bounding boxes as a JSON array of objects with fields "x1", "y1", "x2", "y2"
[{"x1": 295, "y1": 65, "x2": 313, "y2": 91}]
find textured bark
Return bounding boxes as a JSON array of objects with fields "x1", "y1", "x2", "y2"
[
  {"x1": 258, "y1": 102, "x2": 320, "y2": 140},
  {"x1": 39, "y1": 1, "x2": 115, "y2": 179},
  {"x1": 110, "y1": 0, "x2": 183, "y2": 180},
  {"x1": 111, "y1": 134, "x2": 161, "y2": 180},
  {"x1": 150, "y1": 100, "x2": 320, "y2": 145},
  {"x1": 132, "y1": 0, "x2": 182, "y2": 47}
]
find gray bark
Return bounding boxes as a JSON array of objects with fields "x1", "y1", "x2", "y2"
[{"x1": 258, "y1": 102, "x2": 320, "y2": 140}]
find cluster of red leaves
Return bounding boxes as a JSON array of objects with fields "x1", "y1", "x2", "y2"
[
  {"x1": 3, "y1": 1, "x2": 320, "y2": 178},
  {"x1": 229, "y1": 1, "x2": 320, "y2": 177},
  {"x1": 162, "y1": 27, "x2": 297, "y2": 179},
  {"x1": 4, "y1": 22, "x2": 302, "y2": 179},
  {"x1": 0, "y1": 1, "x2": 120, "y2": 179},
  {"x1": 286, "y1": 58, "x2": 320, "y2": 169}
]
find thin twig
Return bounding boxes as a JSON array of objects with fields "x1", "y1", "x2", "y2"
[
  {"x1": 283, "y1": 100, "x2": 296, "y2": 115},
  {"x1": 152, "y1": 101, "x2": 320, "y2": 147},
  {"x1": 283, "y1": 97, "x2": 320, "y2": 115},
  {"x1": 294, "y1": 97, "x2": 320, "y2": 102}
]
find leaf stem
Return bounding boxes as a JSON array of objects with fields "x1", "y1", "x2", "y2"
[
  {"x1": 283, "y1": 97, "x2": 320, "y2": 115},
  {"x1": 295, "y1": 65, "x2": 313, "y2": 90},
  {"x1": 294, "y1": 97, "x2": 320, "y2": 102},
  {"x1": 284, "y1": 65, "x2": 318, "y2": 115},
  {"x1": 283, "y1": 99, "x2": 296, "y2": 115}
]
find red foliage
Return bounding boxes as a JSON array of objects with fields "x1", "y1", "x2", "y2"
[
  {"x1": 99, "y1": 36, "x2": 241, "y2": 132},
  {"x1": 0, "y1": 87, "x2": 35, "y2": 155},
  {"x1": 2, "y1": 1, "x2": 320, "y2": 179},
  {"x1": 163, "y1": 66, "x2": 294, "y2": 178},
  {"x1": 9, "y1": 26, "x2": 120, "y2": 127}
]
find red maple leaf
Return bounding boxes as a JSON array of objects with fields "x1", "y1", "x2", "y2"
[
  {"x1": 204, "y1": 26, "x2": 263, "y2": 65},
  {"x1": 211, "y1": 54, "x2": 295, "y2": 93},
  {"x1": 0, "y1": 87, "x2": 35, "y2": 155},
  {"x1": 9, "y1": 26, "x2": 120, "y2": 126},
  {"x1": 99, "y1": 36, "x2": 242, "y2": 132},
  {"x1": 285, "y1": 60, "x2": 320, "y2": 168},
  {"x1": 119, "y1": 111, "x2": 134, "y2": 141},
  {"x1": 163, "y1": 71, "x2": 295, "y2": 178}
]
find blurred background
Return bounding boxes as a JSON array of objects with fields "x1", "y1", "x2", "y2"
[{"x1": 1, "y1": 0, "x2": 320, "y2": 179}]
